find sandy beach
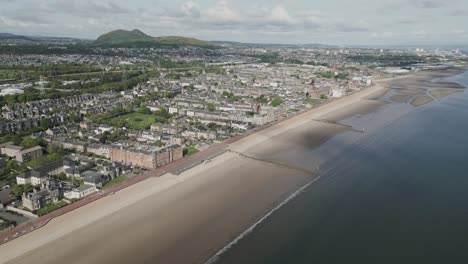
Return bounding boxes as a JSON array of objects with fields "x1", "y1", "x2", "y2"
[
  {"x1": 1, "y1": 152, "x2": 312, "y2": 264},
  {"x1": 0, "y1": 69, "x2": 464, "y2": 264}
]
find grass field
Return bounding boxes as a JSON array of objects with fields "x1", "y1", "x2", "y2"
[
  {"x1": 102, "y1": 175, "x2": 128, "y2": 190},
  {"x1": 304, "y1": 98, "x2": 322, "y2": 105},
  {"x1": 183, "y1": 146, "x2": 199, "y2": 157},
  {"x1": 104, "y1": 112, "x2": 156, "y2": 130},
  {"x1": 37, "y1": 200, "x2": 68, "y2": 216}
]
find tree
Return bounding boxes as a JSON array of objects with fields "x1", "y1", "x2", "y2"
[
  {"x1": 0, "y1": 133, "x2": 22, "y2": 145},
  {"x1": 320, "y1": 94, "x2": 328, "y2": 100},
  {"x1": 256, "y1": 95, "x2": 268, "y2": 104},
  {"x1": 154, "y1": 107, "x2": 172, "y2": 123},
  {"x1": 68, "y1": 114, "x2": 81, "y2": 123},
  {"x1": 207, "y1": 103, "x2": 216, "y2": 112},
  {"x1": 40, "y1": 118, "x2": 52, "y2": 130},
  {"x1": 10, "y1": 184, "x2": 34, "y2": 199},
  {"x1": 138, "y1": 105, "x2": 152, "y2": 114},
  {"x1": 53, "y1": 172, "x2": 67, "y2": 181},
  {"x1": 98, "y1": 134, "x2": 108, "y2": 144},
  {"x1": 155, "y1": 141, "x2": 165, "y2": 147},
  {"x1": 21, "y1": 137, "x2": 47, "y2": 148},
  {"x1": 108, "y1": 130, "x2": 127, "y2": 142},
  {"x1": 47, "y1": 153, "x2": 63, "y2": 162},
  {"x1": 47, "y1": 143, "x2": 64, "y2": 155},
  {"x1": 271, "y1": 97, "x2": 284, "y2": 107},
  {"x1": 6, "y1": 159, "x2": 19, "y2": 170}
]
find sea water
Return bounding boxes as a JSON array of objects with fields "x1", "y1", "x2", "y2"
[{"x1": 214, "y1": 72, "x2": 468, "y2": 264}]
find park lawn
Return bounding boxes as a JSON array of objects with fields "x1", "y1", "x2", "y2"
[
  {"x1": 304, "y1": 98, "x2": 322, "y2": 105},
  {"x1": 104, "y1": 112, "x2": 156, "y2": 130},
  {"x1": 102, "y1": 175, "x2": 128, "y2": 190},
  {"x1": 24, "y1": 153, "x2": 63, "y2": 169},
  {"x1": 183, "y1": 146, "x2": 199, "y2": 157},
  {"x1": 36, "y1": 200, "x2": 68, "y2": 216},
  {"x1": 0, "y1": 222, "x2": 11, "y2": 231}
]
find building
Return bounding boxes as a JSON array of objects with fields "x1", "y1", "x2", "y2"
[
  {"x1": 64, "y1": 185, "x2": 97, "y2": 200},
  {"x1": 138, "y1": 132, "x2": 161, "y2": 143},
  {"x1": 53, "y1": 139, "x2": 88, "y2": 153},
  {"x1": 82, "y1": 170, "x2": 105, "y2": 188},
  {"x1": 110, "y1": 144, "x2": 183, "y2": 169},
  {"x1": 22, "y1": 184, "x2": 62, "y2": 211},
  {"x1": 16, "y1": 159, "x2": 71, "y2": 186},
  {"x1": 331, "y1": 87, "x2": 346, "y2": 98},
  {"x1": 0, "y1": 142, "x2": 23, "y2": 158},
  {"x1": 87, "y1": 144, "x2": 111, "y2": 159},
  {"x1": 15, "y1": 146, "x2": 43, "y2": 163},
  {"x1": 16, "y1": 170, "x2": 47, "y2": 186},
  {"x1": 150, "y1": 124, "x2": 184, "y2": 135},
  {"x1": 0, "y1": 142, "x2": 43, "y2": 163}
]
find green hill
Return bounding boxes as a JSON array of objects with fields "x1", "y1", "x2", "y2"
[
  {"x1": 95, "y1": 29, "x2": 152, "y2": 44},
  {"x1": 94, "y1": 29, "x2": 218, "y2": 48}
]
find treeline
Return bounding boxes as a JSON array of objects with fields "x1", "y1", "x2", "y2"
[
  {"x1": 0, "y1": 87, "x2": 79, "y2": 106},
  {"x1": 0, "y1": 63, "x2": 101, "y2": 80},
  {"x1": 0, "y1": 44, "x2": 94, "y2": 55},
  {"x1": 252, "y1": 53, "x2": 282, "y2": 64},
  {"x1": 0, "y1": 71, "x2": 159, "y2": 107},
  {"x1": 317, "y1": 71, "x2": 349, "y2": 80},
  {"x1": 158, "y1": 59, "x2": 205, "y2": 69}
]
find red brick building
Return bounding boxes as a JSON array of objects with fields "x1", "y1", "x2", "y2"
[{"x1": 110, "y1": 145, "x2": 183, "y2": 169}]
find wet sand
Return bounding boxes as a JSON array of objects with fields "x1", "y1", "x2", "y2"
[
  {"x1": 378, "y1": 68, "x2": 466, "y2": 108},
  {"x1": 411, "y1": 96, "x2": 434, "y2": 107},
  {"x1": 430, "y1": 89, "x2": 463, "y2": 98}
]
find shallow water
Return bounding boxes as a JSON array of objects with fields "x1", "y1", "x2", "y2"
[{"x1": 214, "y1": 72, "x2": 468, "y2": 264}]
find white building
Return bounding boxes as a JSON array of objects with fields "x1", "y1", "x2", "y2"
[
  {"x1": 168, "y1": 107, "x2": 178, "y2": 114},
  {"x1": 16, "y1": 171, "x2": 47, "y2": 186},
  {"x1": 64, "y1": 185, "x2": 97, "y2": 200},
  {"x1": 331, "y1": 87, "x2": 346, "y2": 98}
]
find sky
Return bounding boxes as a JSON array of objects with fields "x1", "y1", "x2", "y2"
[{"x1": 0, "y1": 0, "x2": 467, "y2": 45}]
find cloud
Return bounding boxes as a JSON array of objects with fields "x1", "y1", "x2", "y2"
[
  {"x1": 51, "y1": 0, "x2": 131, "y2": 17},
  {"x1": 204, "y1": 1, "x2": 242, "y2": 24},
  {"x1": 412, "y1": 0, "x2": 446, "y2": 8},
  {"x1": 0, "y1": 0, "x2": 467, "y2": 44},
  {"x1": 181, "y1": 1, "x2": 200, "y2": 17},
  {"x1": 449, "y1": 9, "x2": 468, "y2": 16}
]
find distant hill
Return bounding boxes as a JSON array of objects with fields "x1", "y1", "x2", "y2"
[
  {"x1": 94, "y1": 29, "x2": 219, "y2": 48},
  {"x1": 0, "y1": 33, "x2": 31, "y2": 41}
]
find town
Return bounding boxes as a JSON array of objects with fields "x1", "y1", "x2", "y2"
[{"x1": 0, "y1": 33, "x2": 467, "y2": 232}]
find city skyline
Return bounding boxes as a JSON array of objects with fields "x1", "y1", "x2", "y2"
[{"x1": 1, "y1": 0, "x2": 468, "y2": 45}]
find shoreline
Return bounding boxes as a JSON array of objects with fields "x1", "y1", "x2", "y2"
[
  {"x1": 1, "y1": 69, "x2": 465, "y2": 264},
  {"x1": 0, "y1": 72, "x2": 386, "y2": 246}
]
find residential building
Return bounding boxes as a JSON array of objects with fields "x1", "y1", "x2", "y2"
[
  {"x1": 64, "y1": 185, "x2": 97, "y2": 200},
  {"x1": 22, "y1": 184, "x2": 62, "y2": 211},
  {"x1": 110, "y1": 144, "x2": 183, "y2": 169},
  {"x1": 16, "y1": 170, "x2": 46, "y2": 186},
  {"x1": 0, "y1": 142, "x2": 22, "y2": 158},
  {"x1": 15, "y1": 146, "x2": 43, "y2": 163}
]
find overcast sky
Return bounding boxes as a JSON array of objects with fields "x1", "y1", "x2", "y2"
[{"x1": 1, "y1": 0, "x2": 467, "y2": 45}]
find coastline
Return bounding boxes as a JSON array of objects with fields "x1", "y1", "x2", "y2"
[
  {"x1": 1, "y1": 69, "x2": 465, "y2": 264},
  {"x1": 211, "y1": 68, "x2": 468, "y2": 264}
]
